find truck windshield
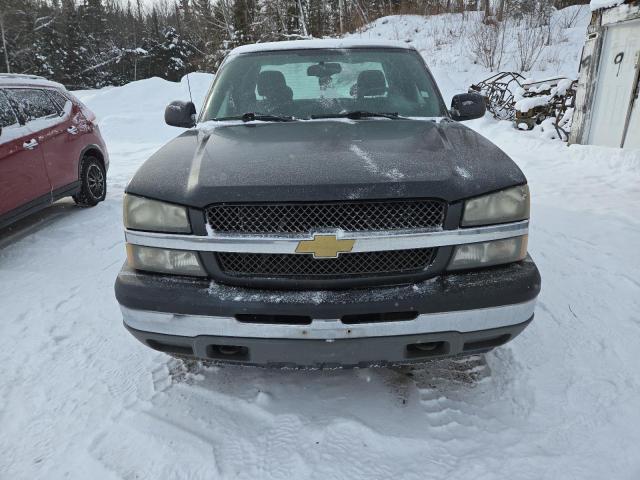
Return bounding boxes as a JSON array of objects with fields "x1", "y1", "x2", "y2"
[{"x1": 200, "y1": 48, "x2": 448, "y2": 121}]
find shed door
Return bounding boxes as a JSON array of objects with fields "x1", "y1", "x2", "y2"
[{"x1": 588, "y1": 20, "x2": 640, "y2": 148}]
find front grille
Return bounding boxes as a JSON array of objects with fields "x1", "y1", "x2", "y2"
[
  {"x1": 216, "y1": 248, "x2": 435, "y2": 279},
  {"x1": 206, "y1": 199, "x2": 446, "y2": 234}
]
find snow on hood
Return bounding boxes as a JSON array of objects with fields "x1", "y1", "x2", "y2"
[{"x1": 126, "y1": 118, "x2": 526, "y2": 207}]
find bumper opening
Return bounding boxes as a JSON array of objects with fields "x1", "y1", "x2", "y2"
[
  {"x1": 342, "y1": 311, "x2": 418, "y2": 324},
  {"x1": 206, "y1": 344, "x2": 250, "y2": 360},
  {"x1": 147, "y1": 339, "x2": 194, "y2": 356},
  {"x1": 406, "y1": 341, "x2": 449, "y2": 358},
  {"x1": 235, "y1": 314, "x2": 312, "y2": 325},
  {"x1": 463, "y1": 333, "x2": 511, "y2": 352}
]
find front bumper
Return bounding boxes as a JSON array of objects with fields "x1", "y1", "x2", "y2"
[
  {"x1": 115, "y1": 257, "x2": 540, "y2": 367},
  {"x1": 124, "y1": 319, "x2": 532, "y2": 368}
]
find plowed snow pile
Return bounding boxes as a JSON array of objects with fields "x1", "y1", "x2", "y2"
[{"x1": 1, "y1": 10, "x2": 640, "y2": 479}]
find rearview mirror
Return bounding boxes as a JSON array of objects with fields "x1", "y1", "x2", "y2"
[
  {"x1": 307, "y1": 62, "x2": 342, "y2": 78},
  {"x1": 450, "y1": 93, "x2": 486, "y2": 121},
  {"x1": 308, "y1": 62, "x2": 342, "y2": 88},
  {"x1": 165, "y1": 100, "x2": 196, "y2": 128}
]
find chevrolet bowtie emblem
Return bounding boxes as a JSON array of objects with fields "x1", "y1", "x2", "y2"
[{"x1": 295, "y1": 234, "x2": 355, "y2": 258}]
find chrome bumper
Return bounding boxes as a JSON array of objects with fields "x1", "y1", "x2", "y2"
[{"x1": 121, "y1": 298, "x2": 536, "y2": 340}]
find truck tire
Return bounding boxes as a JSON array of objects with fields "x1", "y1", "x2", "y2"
[{"x1": 74, "y1": 155, "x2": 106, "y2": 207}]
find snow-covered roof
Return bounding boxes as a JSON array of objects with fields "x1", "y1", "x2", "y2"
[
  {"x1": 0, "y1": 74, "x2": 66, "y2": 90},
  {"x1": 590, "y1": 0, "x2": 624, "y2": 11},
  {"x1": 229, "y1": 39, "x2": 416, "y2": 56}
]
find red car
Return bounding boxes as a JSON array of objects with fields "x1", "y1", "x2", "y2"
[{"x1": 0, "y1": 74, "x2": 108, "y2": 229}]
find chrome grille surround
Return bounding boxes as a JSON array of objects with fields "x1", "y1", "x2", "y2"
[
  {"x1": 124, "y1": 221, "x2": 530, "y2": 254},
  {"x1": 124, "y1": 215, "x2": 529, "y2": 286}
]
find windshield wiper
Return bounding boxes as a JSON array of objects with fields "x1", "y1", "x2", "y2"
[
  {"x1": 311, "y1": 111, "x2": 404, "y2": 120},
  {"x1": 241, "y1": 112, "x2": 294, "y2": 122}
]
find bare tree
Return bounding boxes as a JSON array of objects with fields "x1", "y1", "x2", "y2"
[
  {"x1": 482, "y1": 0, "x2": 491, "y2": 19},
  {"x1": 557, "y1": 4, "x2": 586, "y2": 29},
  {"x1": 297, "y1": 0, "x2": 308, "y2": 37},
  {"x1": 496, "y1": 0, "x2": 506, "y2": 22},
  {"x1": 468, "y1": 20, "x2": 508, "y2": 71},
  {"x1": 0, "y1": 13, "x2": 9, "y2": 72},
  {"x1": 514, "y1": 15, "x2": 546, "y2": 71},
  {"x1": 353, "y1": 0, "x2": 369, "y2": 27}
]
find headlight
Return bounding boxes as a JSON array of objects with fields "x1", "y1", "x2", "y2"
[
  {"x1": 462, "y1": 185, "x2": 529, "y2": 227},
  {"x1": 123, "y1": 194, "x2": 191, "y2": 233},
  {"x1": 448, "y1": 235, "x2": 528, "y2": 270},
  {"x1": 126, "y1": 244, "x2": 206, "y2": 276}
]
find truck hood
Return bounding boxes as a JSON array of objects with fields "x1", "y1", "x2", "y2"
[{"x1": 126, "y1": 119, "x2": 526, "y2": 207}]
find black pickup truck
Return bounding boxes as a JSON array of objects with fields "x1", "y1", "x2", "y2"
[{"x1": 115, "y1": 40, "x2": 540, "y2": 368}]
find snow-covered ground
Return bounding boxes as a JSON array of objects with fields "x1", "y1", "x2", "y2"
[
  {"x1": 2, "y1": 9, "x2": 640, "y2": 479},
  {"x1": 346, "y1": 5, "x2": 591, "y2": 85}
]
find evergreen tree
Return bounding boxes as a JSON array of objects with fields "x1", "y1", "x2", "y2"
[
  {"x1": 32, "y1": 9, "x2": 64, "y2": 79},
  {"x1": 150, "y1": 26, "x2": 195, "y2": 81},
  {"x1": 0, "y1": 0, "x2": 590, "y2": 88},
  {"x1": 59, "y1": 0, "x2": 90, "y2": 87}
]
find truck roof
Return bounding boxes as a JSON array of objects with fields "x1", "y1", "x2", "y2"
[{"x1": 228, "y1": 39, "x2": 417, "y2": 56}]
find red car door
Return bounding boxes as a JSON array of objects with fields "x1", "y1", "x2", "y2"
[
  {"x1": 5, "y1": 88, "x2": 73, "y2": 193},
  {"x1": 43, "y1": 88, "x2": 88, "y2": 191},
  {"x1": 0, "y1": 89, "x2": 51, "y2": 219}
]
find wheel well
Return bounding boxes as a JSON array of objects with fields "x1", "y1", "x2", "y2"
[
  {"x1": 84, "y1": 148, "x2": 104, "y2": 166},
  {"x1": 79, "y1": 147, "x2": 105, "y2": 177}
]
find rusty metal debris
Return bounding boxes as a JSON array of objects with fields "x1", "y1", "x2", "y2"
[
  {"x1": 469, "y1": 72, "x2": 526, "y2": 121},
  {"x1": 469, "y1": 72, "x2": 577, "y2": 141}
]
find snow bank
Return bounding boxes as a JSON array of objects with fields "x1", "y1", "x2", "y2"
[
  {"x1": 73, "y1": 73, "x2": 213, "y2": 148},
  {"x1": 345, "y1": 6, "x2": 590, "y2": 103}
]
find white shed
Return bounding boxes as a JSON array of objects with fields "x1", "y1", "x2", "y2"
[{"x1": 570, "y1": 1, "x2": 640, "y2": 149}]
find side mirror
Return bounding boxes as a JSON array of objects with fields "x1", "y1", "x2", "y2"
[
  {"x1": 450, "y1": 93, "x2": 486, "y2": 121},
  {"x1": 165, "y1": 100, "x2": 196, "y2": 128}
]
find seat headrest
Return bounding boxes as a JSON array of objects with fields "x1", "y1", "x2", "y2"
[
  {"x1": 257, "y1": 71, "x2": 288, "y2": 97},
  {"x1": 356, "y1": 70, "x2": 387, "y2": 97}
]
